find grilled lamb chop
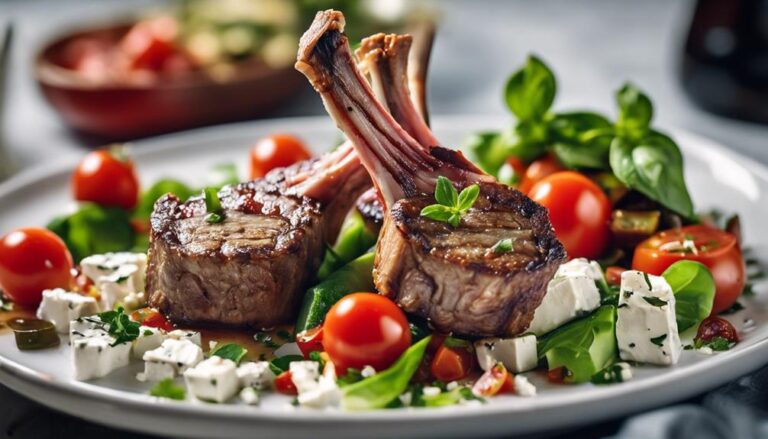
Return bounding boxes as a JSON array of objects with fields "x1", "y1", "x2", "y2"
[
  {"x1": 296, "y1": 10, "x2": 566, "y2": 336},
  {"x1": 146, "y1": 144, "x2": 369, "y2": 328}
]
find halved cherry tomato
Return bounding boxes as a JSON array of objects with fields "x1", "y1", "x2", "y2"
[
  {"x1": 632, "y1": 225, "x2": 745, "y2": 314},
  {"x1": 322, "y1": 293, "x2": 411, "y2": 372},
  {"x1": 605, "y1": 266, "x2": 627, "y2": 286},
  {"x1": 528, "y1": 171, "x2": 612, "y2": 259},
  {"x1": 296, "y1": 326, "x2": 324, "y2": 358},
  {"x1": 274, "y1": 371, "x2": 298, "y2": 395},
  {"x1": 250, "y1": 134, "x2": 312, "y2": 179},
  {"x1": 472, "y1": 363, "x2": 513, "y2": 397},
  {"x1": 430, "y1": 343, "x2": 474, "y2": 382},
  {"x1": 130, "y1": 307, "x2": 174, "y2": 331},
  {"x1": 73, "y1": 148, "x2": 140, "y2": 210},
  {"x1": 695, "y1": 316, "x2": 739, "y2": 344},
  {"x1": 0, "y1": 228, "x2": 74, "y2": 307},
  {"x1": 518, "y1": 154, "x2": 564, "y2": 194}
]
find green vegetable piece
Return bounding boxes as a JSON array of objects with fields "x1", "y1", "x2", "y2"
[
  {"x1": 537, "y1": 306, "x2": 617, "y2": 384},
  {"x1": 662, "y1": 260, "x2": 716, "y2": 331},
  {"x1": 134, "y1": 179, "x2": 195, "y2": 220},
  {"x1": 461, "y1": 132, "x2": 507, "y2": 175},
  {"x1": 694, "y1": 336, "x2": 733, "y2": 351},
  {"x1": 615, "y1": 83, "x2": 653, "y2": 139},
  {"x1": 491, "y1": 238, "x2": 515, "y2": 254},
  {"x1": 341, "y1": 336, "x2": 431, "y2": 410},
  {"x1": 47, "y1": 203, "x2": 135, "y2": 263},
  {"x1": 205, "y1": 212, "x2": 224, "y2": 224},
  {"x1": 204, "y1": 188, "x2": 222, "y2": 213},
  {"x1": 591, "y1": 363, "x2": 630, "y2": 385},
  {"x1": 317, "y1": 211, "x2": 377, "y2": 280},
  {"x1": 269, "y1": 355, "x2": 304, "y2": 376},
  {"x1": 97, "y1": 307, "x2": 141, "y2": 346},
  {"x1": 210, "y1": 343, "x2": 248, "y2": 365},
  {"x1": 150, "y1": 378, "x2": 186, "y2": 400},
  {"x1": 504, "y1": 55, "x2": 557, "y2": 121},
  {"x1": 295, "y1": 253, "x2": 375, "y2": 333}
]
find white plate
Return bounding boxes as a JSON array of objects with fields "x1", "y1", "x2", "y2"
[{"x1": 0, "y1": 116, "x2": 767, "y2": 439}]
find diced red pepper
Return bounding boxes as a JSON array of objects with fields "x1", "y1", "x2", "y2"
[
  {"x1": 430, "y1": 344, "x2": 474, "y2": 382},
  {"x1": 274, "y1": 371, "x2": 297, "y2": 395},
  {"x1": 296, "y1": 326, "x2": 324, "y2": 358}
]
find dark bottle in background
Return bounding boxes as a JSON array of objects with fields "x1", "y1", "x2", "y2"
[{"x1": 682, "y1": 0, "x2": 768, "y2": 124}]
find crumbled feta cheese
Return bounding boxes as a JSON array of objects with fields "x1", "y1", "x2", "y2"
[
  {"x1": 616, "y1": 271, "x2": 682, "y2": 366},
  {"x1": 71, "y1": 329, "x2": 131, "y2": 380},
  {"x1": 474, "y1": 334, "x2": 538, "y2": 373},
  {"x1": 528, "y1": 259, "x2": 602, "y2": 335},
  {"x1": 132, "y1": 326, "x2": 165, "y2": 359},
  {"x1": 167, "y1": 330, "x2": 202, "y2": 347},
  {"x1": 184, "y1": 357, "x2": 240, "y2": 403},
  {"x1": 513, "y1": 375, "x2": 536, "y2": 397},
  {"x1": 698, "y1": 346, "x2": 714, "y2": 355},
  {"x1": 236, "y1": 362, "x2": 275, "y2": 390},
  {"x1": 361, "y1": 365, "x2": 376, "y2": 378},
  {"x1": 37, "y1": 288, "x2": 100, "y2": 333},
  {"x1": 422, "y1": 386, "x2": 441, "y2": 397},
  {"x1": 290, "y1": 361, "x2": 341, "y2": 409},
  {"x1": 80, "y1": 252, "x2": 147, "y2": 310},
  {"x1": 239, "y1": 387, "x2": 260, "y2": 405},
  {"x1": 209, "y1": 340, "x2": 219, "y2": 351},
  {"x1": 141, "y1": 339, "x2": 203, "y2": 381}
]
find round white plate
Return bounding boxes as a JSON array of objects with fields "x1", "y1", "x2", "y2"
[{"x1": 0, "y1": 116, "x2": 767, "y2": 439}]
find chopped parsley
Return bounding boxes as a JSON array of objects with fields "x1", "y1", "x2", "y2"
[
  {"x1": 420, "y1": 176, "x2": 480, "y2": 227},
  {"x1": 491, "y1": 238, "x2": 515, "y2": 254},
  {"x1": 149, "y1": 378, "x2": 186, "y2": 400},
  {"x1": 210, "y1": 343, "x2": 248, "y2": 365},
  {"x1": 694, "y1": 336, "x2": 734, "y2": 351},
  {"x1": 642, "y1": 296, "x2": 667, "y2": 307},
  {"x1": 97, "y1": 307, "x2": 140, "y2": 346},
  {"x1": 268, "y1": 355, "x2": 303, "y2": 375},
  {"x1": 643, "y1": 272, "x2": 653, "y2": 290},
  {"x1": 650, "y1": 334, "x2": 667, "y2": 347}
]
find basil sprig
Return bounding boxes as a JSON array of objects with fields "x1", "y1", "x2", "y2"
[
  {"x1": 97, "y1": 306, "x2": 141, "y2": 346},
  {"x1": 420, "y1": 177, "x2": 480, "y2": 227}
]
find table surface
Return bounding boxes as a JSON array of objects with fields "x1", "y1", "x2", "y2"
[{"x1": 1, "y1": 0, "x2": 768, "y2": 437}]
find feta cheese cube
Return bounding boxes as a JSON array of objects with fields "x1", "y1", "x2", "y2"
[
  {"x1": 528, "y1": 259, "x2": 602, "y2": 335},
  {"x1": 474, "y1": 334, "x2": 538, "y2": 373},
  {"x1": 37, "y1": 289, "x2": 100, "y2": 333},
  {"x1": 239, "y1": 387, "x2": 260, "y2": 405},
  {"x1": 141, "y1": 339, "x2": 203, "y2": 381},
  {"x1": 80, "y1": 252, "x2": 147, "y2": 310},
  {"x1": 133, "y1": 326, "x2": 165, "y2": 359},
  {"x1": 71, "y1": 329, "x2": 131, "y2": 380},
  {"x1": 513, "y1": 375, "x2": 536, "y2": 397},
  {"x1": 236, "y1": 362, "x2": 275, "y2": 390},
  {"x1": 616, "y1": 271, "x2": 681, "y2": 366},
  {"x1": 290, "y1": 361, "x2": 341, "y2": 409},
  {"x1": 80, "y1": 252, "x2": 147, "y2": 282},
  {"x1": 167, "y1": 330, "x2": 202, "y2": 347},
  {"x1": 184, "y1": 357, "x2": 240, "y2": 403}
]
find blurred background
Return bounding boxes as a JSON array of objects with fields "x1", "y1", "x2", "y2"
[{"x1": 2, "y1": 0, "x2": 768, "y2": 437}]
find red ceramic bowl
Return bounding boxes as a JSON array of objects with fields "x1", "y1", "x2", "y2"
[{"x1": 35, "y1": 22, "x2": 305, "y2": 140}]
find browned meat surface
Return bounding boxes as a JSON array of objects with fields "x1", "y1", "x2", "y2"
[{"x1": 296, "y1": 10, "x2": 566, "y2": 336}]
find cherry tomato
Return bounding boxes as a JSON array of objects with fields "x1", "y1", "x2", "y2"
[
  {"x1": 498, "y1": 156, "x2": 526, "y2": 187},
  {"x1": 528, "y1": 171, "x2": 612, "y2": 259},
  {"x1": 632, "y1": 225, "x2": 745, "y2": 315},
  {"x1": 472, "y1": 363, "x2": 513, "y2": 397},
  {"x1": 430, "y1": 343, "x2": 474, "y2": 382},
  {"x1": 518, "y1": 154, "x2": 564, "y2": 194},
  {"x1": 274, "y1": 371, "x2": 298, "y2": 395},
  {"x1": 605, "y1": 266, "x2": 627, "y2": 286},
  {"x1": 0, "y1": 228, "x2": 74, "y2": 307},
  {"x1": 119, "y1": 17, "x2": 188, "y2": 72},
  {"x1": 130, "y1": 308, "x2": 174, "y2": 331},
  {"x1": 73, "y1": 149, "x2": 140, "y2": 210},
  {"x1": 296, "y1": 326, "x2": 324, "y2": 358},
  {"x1": 250, "y1": 134, "x2": 312, "y2": 179},
  {"x1": 695, "y1": 316, "x2": 739, "y2": 344},
  {"x1": 322, "y1": 293, "x2": 411, "y2": 372},
  {"x1": 547, "y1": 367, "x2": 568, "y2": 384}
]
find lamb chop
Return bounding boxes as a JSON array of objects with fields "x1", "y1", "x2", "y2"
[{"x1": 296, "y1": 10, "x2": 566, "y2": 336}]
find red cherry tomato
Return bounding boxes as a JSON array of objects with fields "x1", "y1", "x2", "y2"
[
  {"x1": 73, "y1": 149, "x2": 140, "y2": 210},
  {"x1": 274, "y1": 371, "x2": 298, "y2": 395},
  {"x1": 0, "y1": 228, "x2": 74, "y2": 307},
  {"x1": 518, "y1": 154, "x2": 564, "y2": 194},
  {"x1": 547, "y1": 367, "x2": 568, "y2": 384},
  {"x1": 472, "y1": 363, "x2": 513, "y2": 397},
  {"x1": 696, "y1": 316, "x2": 739, "y2": 344},
  {"x1": 322, "y1": 293, "x2": 411, "y2": 372},
  {"x1": 130, "y1": 307, "x2": 174, "y2": 331},
  {"x1": 632, "y1": 225, "x2": 745, "y2": 315},
  {"x1": 296, "y1": 326, "x2": 324, "y2": 358},
  {"x1": 605, "y1": 266, "x2": 627, "y2": 286},
  {"x1": 528, "y1": 171, "x2": 612, "y2": 259},
  {"x1": 429, "y1": 343, "x2": 474, "y2": 382},
  {"x1": 250, "y1": 134, "x2": 312, "y2": 179}
]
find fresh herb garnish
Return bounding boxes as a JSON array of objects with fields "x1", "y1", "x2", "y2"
[
  {"x1": 420, "y1": 177, "x2": 480, "y2": 227},
  {"x1": 268, "y1": 355, "x2": 303, "y2": 376},
  {"x1": 97, "y1": 306, "x2": 140, "y2": 346},
  {"x1": 204, "y1": 188, "x2": 224, "y2": 224},
  {"x1": 662, "y1": 260, "x2": 716, "y2": 331},
  {"x1": 694, "y1": 336, "x2": 734, "y2": 351},
  {"x1": 650, "y1": 334, "x2": 667, "y2": 347},
  {"x1": 642, "y1": 296, "x2": 667, "y2": 307},
  {"x1": 149, "y1": 378, "x2": 186, "y2": 400},
  {"x1": 491, "y1": 238, "x2": 515, "y2": 254},
  {"x1": 210, "y1": 343, "x2": 248, "y2": 365}
]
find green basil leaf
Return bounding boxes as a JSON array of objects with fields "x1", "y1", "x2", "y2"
[
  {"x1": 609, "y1": 133, "x2": 694, "y2": 218},
  {"x1": 505, "y1": 121, "x2": 550, "y2": 162},
  {"x1": 210, "y1": 343, "x2": 248, "y2": 365},
  {"x1": 504, "y1": 55, "x2": 557, "y2": 121},
  {"x1": 552, "y1": 142, "x2": 610, "y2": 170},
  {"x1": 549, "y1": 112, "x2": 614, "y2": 170},
  {"x1": 616, "y1": 83, "x2": 653, "y2": 139},
  {"x1": 204, "y1": 188, "x2": 222, "y2": 213},
  {"x1": 662, "y1": 260, "x2": 715, "y2": 331},
  {"x1": 461, "y1": 132, "x2": 507, "y2": 176},
  {"x1": 434, "y1": 176, "x2": 458, "y2": 207},
  {"x1": 268, "y1": 354, "x2": 304, "y2": 376},
  {"x1": 134, "y1": 179, "x2": 195, "y2": 220},
  {"x1": 456, "y1": 184, "x2": 480, "y2": 212},
  {"x1": 420, "y1": 204, "x2": 455, "y2": 223},
  {"x1": 48, "y1": 204, "x2": 135, "y2": 262}
]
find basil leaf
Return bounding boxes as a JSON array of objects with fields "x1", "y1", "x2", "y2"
[
  {"x1": 549, "y1": 112, "x2": 614, "y2": 170},
  {"x1": 420, "y1": 204, "x2": 454, "y2": 223},
  {"x1": 210, "y1": 343, "x2": 248, "y2": 365},
  {"x1": 134, "y1": 179, "x2": 195, "y2": 220},
  {"x1": 434, "y1": 176, "x2": 458, "y2": 207},
  {"x1": 504, "y1": 121, "x2": 550, "y2": 162},
  {"x1": 609, "y1": 133, "x2": 694, "y2": 218},
  {"x1": 504, "y1": 55, "x2": 556, "y2": 121},
  {"x1": 662, "y1": 260, "x2": 715, "y2": 331},
  {"x1": 268, "y1": 355, "x2": 304, "y2": 376},
  {"x1": 342, "y1": 336, "x2": 431, "y2": 410},
  {"x1": 48, "y1": 203, "x2": 135, "y2": 262},
  {"x1": 456, "y1": 184, "x2": 480, "y2": 212},
  {"x1": 204, "y1": 188, "x2": 222, "y2": 213},
  {"x1": 616, "y1": 83, "x2": 653, "y2": 139}
]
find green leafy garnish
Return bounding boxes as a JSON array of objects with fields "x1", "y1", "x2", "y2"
[
  {"x1": 642, "y1": 296, "x2": 667, "y2": 307},
  {"x1": 134, "y1": 179, "x2": 195, "y2": 220},
  {"x1": 650, "y1": 334, "x2": 667, "y2": 347},
  {"x1": 491, "y1": 238, "x2": 515, "y2": 254},
  {"x1": 97, "y1": 306, "x2": 140, "y2": 346},
  {"x1": 591, "y1": 363, "x2": 630, "y2": 385},
  {"x1": 662, "y1": 260, "x2": 716, "y2": 331},
  {"x1": 420, "y1": 177, "x2": 480, "y2": 227},
  {"x1": 150, "y1": 378, "x2": 186, "y2": 400},
  {"x1": 210, "y1": 343, "x2": 248, "y2": 365},
  {"x1": 694, "y1": 336, "x2": 733, "y2": 351},
  {"x1": 47, "y1": 204, "x2": 135, "y2": 263},
  {"x1": 268, "y1": 355, "x2": 304, "y2": 376},
  {"x1": 337, "y1": 368, "x2": 364, "y2": 387},
  {"x1": 203, "y1": 188, "x2": 224, "y2": 224}
]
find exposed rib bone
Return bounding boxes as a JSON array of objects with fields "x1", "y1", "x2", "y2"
[{"x1": 407, "y1": 20, "x2": 435, "y2": 125}]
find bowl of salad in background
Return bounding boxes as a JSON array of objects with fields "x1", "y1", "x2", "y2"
[{"x1": 34, "y1": 0, "x2": 413, "y2": 140}]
